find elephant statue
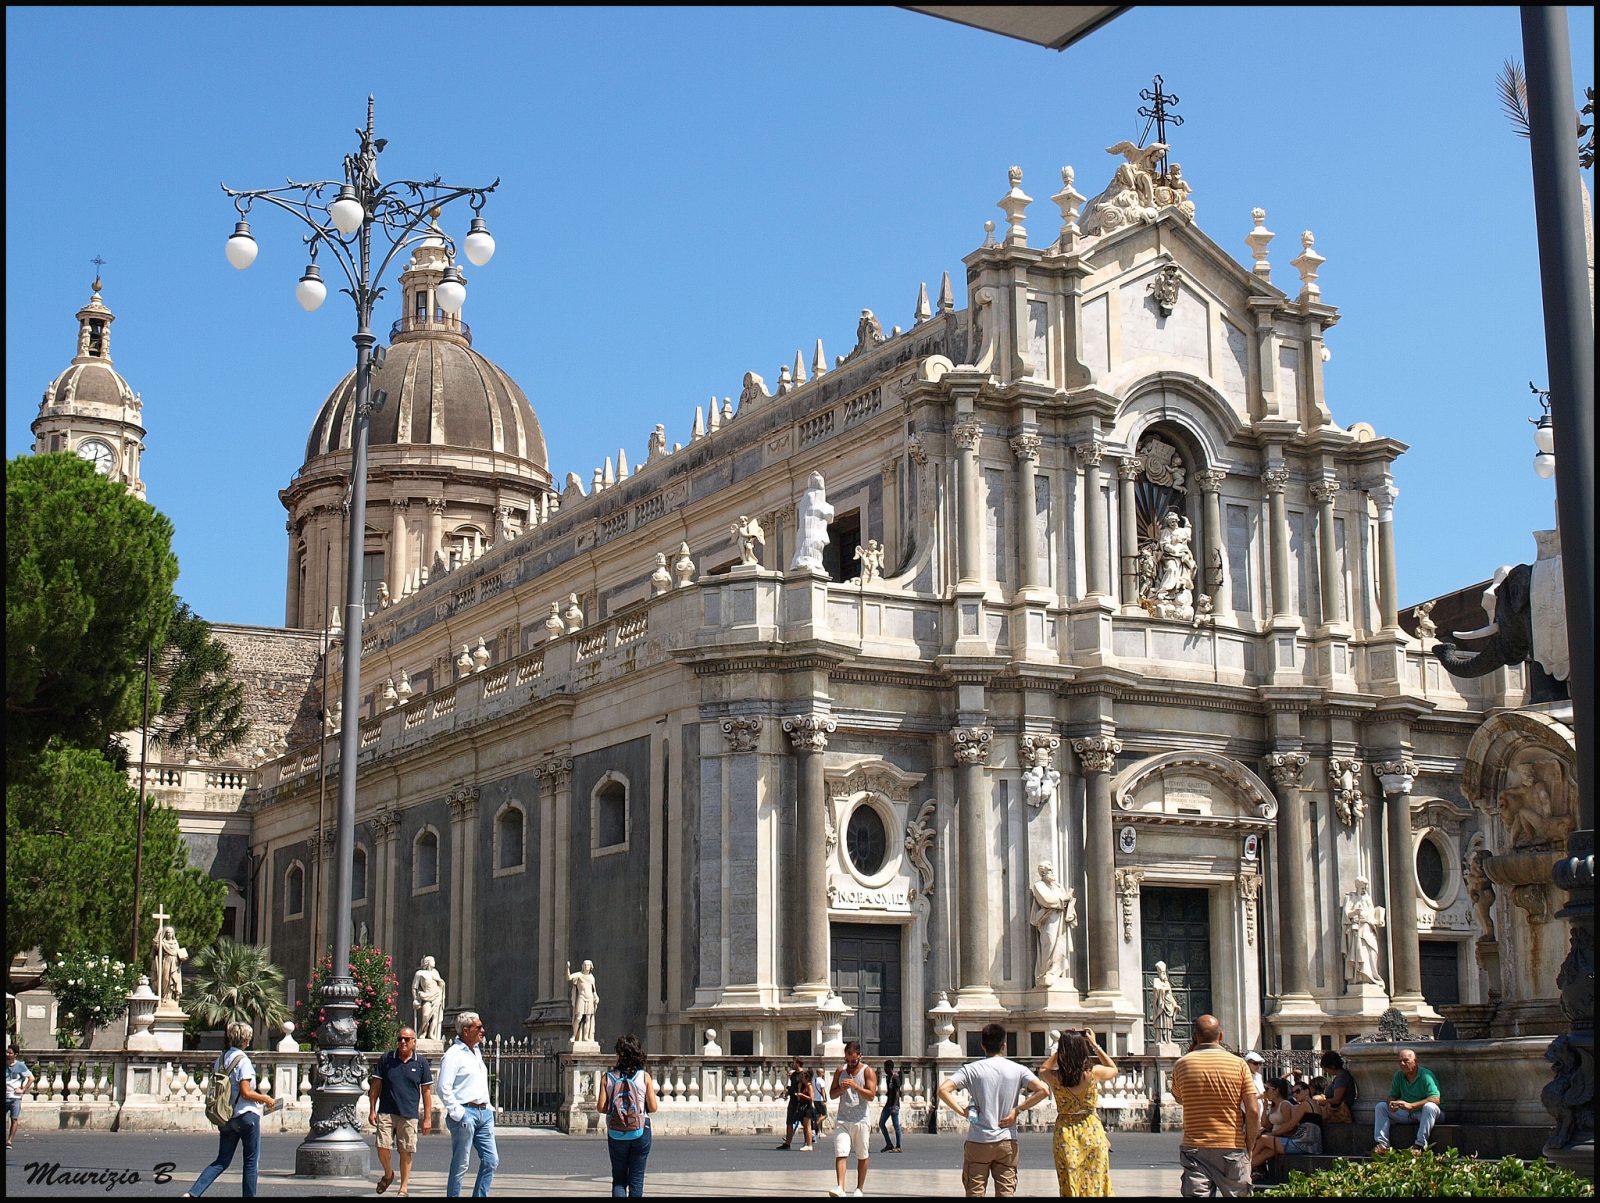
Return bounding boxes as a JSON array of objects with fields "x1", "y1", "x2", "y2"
[{"x1": 1432, "y1": 562, "x2": 1533, "y2": 678}]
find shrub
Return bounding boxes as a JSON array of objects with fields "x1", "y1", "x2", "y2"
[
  {"x1": 182, "y1": 937, "x2": 291, "y2": 1040},
  {"x1": 292, "y1": 943, "x2": 399, "y2": 1051},
  {"x1": 40, "y1": 951, "x2": 139, "y2": 1045},
  {"x1": 1261, "y1": 1146, "x2": 1595, "y2": 1197}
]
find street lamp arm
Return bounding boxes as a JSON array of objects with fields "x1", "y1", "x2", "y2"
[{"x1": 221, "y1": 183, "x2": 363, "y2": 296}]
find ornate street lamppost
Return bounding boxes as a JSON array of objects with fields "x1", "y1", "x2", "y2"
[{"x1": 223, "y1": 97, "x2": 497, "y2": 1178}]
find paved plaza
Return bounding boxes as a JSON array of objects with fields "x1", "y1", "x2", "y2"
[{"x1": 5, "y1": 1127, "x2": 1186, "y2": 1196}]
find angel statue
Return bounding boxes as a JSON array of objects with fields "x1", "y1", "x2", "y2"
[{"x1": 731, "y1": 515, "x2": 765, "y2": 566}]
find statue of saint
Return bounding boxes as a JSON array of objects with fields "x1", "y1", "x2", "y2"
[
  {"x1": 1150, "y1": 961, "x2": 1180, "y2": 1045},
  {"x1": 790, "y1": 473, "x2": 834, "y2": 573},
  {"x1": 1028, "y1": 863, "x2": 1076, "y2": 986},
  {"x1": 411, "y1": 955, "x2": 446, "y2": 1042},
  {"x1": 567, "y1": 959, "x2": 599, "y2": 1044},
  {"x1": 1342, "y1": 877, "x2": 1386, "y2": 988},
  {"x1": 151, "y1": 921, "x2": 188, "y2": 1006}
]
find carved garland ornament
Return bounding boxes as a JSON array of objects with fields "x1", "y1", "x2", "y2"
[
  {"x1": 1238, "y1": 868, "x2": 1262, "y2": 946},
  {"x1": 1114, "y1": 868, "x2": 1144, "y2": 943},
  {"x1": 1327, "y1": 756, "x2": 1366, "y2": 827},
  {"x1": 905, "y1": 798, "x2": 938, "y2": 901}
]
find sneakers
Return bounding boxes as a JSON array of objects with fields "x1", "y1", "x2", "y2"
[
  {"x1": 799, "y1": 1144, "x2": 814, "y2": 1152},
  {"x1": 828, "y1": 1188, "x2": 847, "y2": 1197},
  {"x1": 853, "y1": 1191, "x2": 865, "y2": 1197}
]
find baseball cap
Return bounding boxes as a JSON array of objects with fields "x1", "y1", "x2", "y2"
[{"x1": 1244, "y1": 1050, "x2": 1265, "y2": 1063}]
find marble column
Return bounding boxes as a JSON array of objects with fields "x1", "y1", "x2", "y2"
[
  {"x1": 1375, "y1": 758, "x2": 1425, "y2": 1005},
  {"x1": 1011, "y1": 432, "x2": 1043, "y2": 592},
  {"x1": 1267, "y1": 752, "x2": 1312, "y2": 997},
  {"x1": 446, "y1": 783, "x2": 480, "y2": 1010},
  {"x1": 1196, "y1": 469, "x2": 1227, "y2": 619},
  {"x1": 953, "y1": 418, "x2": 984, "y2": 587},
  {"x1": 1311, "y1": 479, "x2": 1343, "y2": 626},
  {"x1": 1117, "y1": 454, "x2": 1143, "y2": 607},
  {"x1": 426, "y1": 498, "x2": 447, "y2": 571},
  {"x1": 1073, "y1": 736, "x2": 1122, "y2": 995},
  {"x1": 372, "y1": 806, "x2": 401, "y2": 956},
  {"x1": 880, "y1": 463, "x2": 899, "y2": 578},
  {"x1": 1371, "y1": 483, "x2": 1400, "y2": 631},
  {"x1": 952, "y1": 727, "x2": 995, "y2": 998},
  {"x1": 389, "y1": 499, "x2": 410, "y2": 597},
  {"x1": 286, "y1": 519, "x2": 302, "y2": 628},
  {"x1": 1078, "y1": 441, "x2": 1110, "y2": 597},
  {"x1": 1264, "y1": 467, "x2": 1293, "y2": 620},
  {"x1": 784, "y1": 714, "x2": 836, "y2": 994}
]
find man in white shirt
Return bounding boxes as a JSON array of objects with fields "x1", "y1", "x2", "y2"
[{"x1": 437, "y1": 1011, "x2": 498, "y2": 1197}]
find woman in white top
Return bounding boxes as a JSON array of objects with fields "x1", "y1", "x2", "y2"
[{"x1": 183, "y1": 1021, "x2": 282, "y2": 1198}]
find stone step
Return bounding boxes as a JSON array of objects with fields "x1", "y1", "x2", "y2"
[{"x1": 1311, "y1": 1122, "x2": 1548, "y2": 1160}]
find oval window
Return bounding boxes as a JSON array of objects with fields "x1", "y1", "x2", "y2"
[
  {"x1": 846, "y1": 805, "x2": 888, "y2": 876},
  {"x1": 1416, "y1": 837, "x2": 1446, "y2": 902}
]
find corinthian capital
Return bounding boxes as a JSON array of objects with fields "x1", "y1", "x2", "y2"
[
  {"x1": 1310, "y1": 478, "x2": 1340, "y2": 505},
  {"x1": 1370, "y1": 483, "x2": 1399, "y2": 521},
  {"x1": 1009, "y1": 433, "x2": 1041, "y2": 463},
  {"x1": 1195, "y1": 469, "x2": 1225, "y2": 494},
  {"x1": 952, "y1": 419, "x2": 983, "y2": 452},
  {"x1": 1267, "y1": 751, "x2": 1309, "y2": 791},
  {"x1": 951, "y1": 727, "x2": 993, "y2": 765},
  {"x1": 783, "y1": 714, "x2": 836, "y2": 752},
  {"x1": 721, "y1": 716, "x2": 762, "y2": 752},
  {"x1": 1074, "y1": 440, "x2": 1106, "y2": 469},
  {"x1": 1373, "y1": 758, "x2": 1419, "y2": 796},
  {"x1": 1072, "y1": 735, "x2": 1122, "y2": 774},
  {"x1": 1262, "y1": 467, "x2": 1290, "y2": 495},
  {"x1": 1117, "y1": 454, "x2": 1145, "y2": 481}
]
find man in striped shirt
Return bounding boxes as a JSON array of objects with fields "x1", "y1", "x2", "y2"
[{"x1": 1170, "y1": 1014, "x2": 1259, "y2": 1196}]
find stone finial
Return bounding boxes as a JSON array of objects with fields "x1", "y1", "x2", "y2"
[
  {"x1": 602, "y1": 456, "x2": 615, "y2": 486},
  {"x1": 1290, "y1": 230, "x2": 1324, "y2": 302},
  {"x1": 650, "y1": 552, "x2": 672, "y2": 596},
  {"x1": 983, "y1": 219, "x2": 998, "y2": 247},
  {"x1": 381, "y1": 678, "x2": 398, "y2": 710},
  {"x1": 562, "y1": 592, "x2": 585, "y2": 630},
  {"x1": 673, "y1": 541, "x2": 696, "y2": 588},
  {"x1": 914, "y1": 281, "x2": 932, "y2": 325},
  {"x1": 616, "y1": 448, "x2": 630, "y2": 480},
  {"x1": 691, "y1": 405, "x2": 706, "y2": 441},
  {"x1": 739, "y1": 372, "x2": 771, "y2": 411},
  {"x1": 591, "y1": 467, "x2": 605, "y2": 493},
  {"x1": 999, "y1": 165, "x2": 1031, "y2": 247},
  {"x1": 776, "y1": 364, "x2": 793, "y2": 394},
  {"x1": 458, "y1": 643, "x2": 475, "y2": 674},
  {"x1": 544, "y1": 603, "x2": 565, "y2": 641},
  {"x1": 1051, "y1": 165, "x2": 1085, "y2": 250},
  {"x1": 721, "y1": 396, "x2": 734, "y2": 424},
  {"x1": 793, "y1": 349, "x2": 807, "y2": 385},
  {"x1": 938, "y1": 271, "x2": 955, "y2": 314},
  {"x1": 472, "y1": 637, "x2": 490, "y2": 672},
  {"x1": 812, "y1": 338, "x2": 828, "y2": 378},
  {"x1": 1246, "y1": 207, "x2": 1275, "y2": 280}
]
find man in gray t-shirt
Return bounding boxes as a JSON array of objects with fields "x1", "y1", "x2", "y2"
[{"x1": 937, "y1": 1024, "x2": 1049, "y2": 1196}]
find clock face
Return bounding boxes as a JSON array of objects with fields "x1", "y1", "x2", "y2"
[{"x1": 77, "y1": 439, "x2": 116, "y2": 476}]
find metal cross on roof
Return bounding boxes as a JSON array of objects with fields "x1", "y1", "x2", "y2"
[
  {"x1": 1138, "y1": 75, "x2": 1184, "y2": 183},
  {"x1": 91, "y1": 254, "x2": 107, "y2": 290}
]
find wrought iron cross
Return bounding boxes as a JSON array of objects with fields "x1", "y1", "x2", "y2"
[
  {"x1": 91, "y1": 254, "x2": 107, "y2": 285},
  {"x1": 1138, "y1": 75, "x2": 1184, "y2": 182}
]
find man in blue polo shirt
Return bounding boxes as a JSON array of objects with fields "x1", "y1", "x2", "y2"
[{"x1": 369, "y1": 1026, "x2": 434, "y2": 1195}]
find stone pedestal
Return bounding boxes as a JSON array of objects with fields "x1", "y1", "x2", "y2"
[
  {"x1": 414, "y1": 1038, "x2": 445, "y2": 1059},
  {"x1": 568, "y1": 1038, "x2": 601, "y2": 1056},
  {"x1": 147, "y1": 1002, "x2": 189, "y2": 1052}
]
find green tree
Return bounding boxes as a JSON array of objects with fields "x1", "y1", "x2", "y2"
[
  {"x1": 4, "y1": 741, "x2": 225, "y2": 964},
  {"x1": 183, "y1": 937, "x2": 291, "y2": 1040},
  {"x1": 6, "y1": 452, "x2": 178, "y2": 777},
  {"x1": 147, "y1": 601, "x2": 248, "y2": 760}
]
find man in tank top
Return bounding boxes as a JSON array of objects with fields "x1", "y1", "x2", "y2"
[{"x1": 828, "y1": 1041, "x2": 878, "y2": 1196}]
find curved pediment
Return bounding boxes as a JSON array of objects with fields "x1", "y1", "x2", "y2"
[
  {"x1": 1463, "y1": 708, "x2": 1576, "y2": 805},
  {"x1": 826, "y1": 757, "x2": 925, "y2": 804},
  {"x1": 1111, "y1": 751, "x2": 1277, "y2": 823}
]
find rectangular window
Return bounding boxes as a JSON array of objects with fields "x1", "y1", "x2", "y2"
[
  {"x1": 362, "y1": 551, "x2": 386, "y2": 615},
  {"x1": 729, "y1": 1030, "x2": 755, "y2": 1056},
  {"x1": 786, "y1": 1029, "x2": 814, "y2": 1056},
  {"x1": 822, "y1": 510, "x2": 862, "y2": 583}
]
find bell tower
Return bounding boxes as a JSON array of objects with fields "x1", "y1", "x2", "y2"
[{"x1": 32, "y1": 269, "x2": 147, "y2": 499}]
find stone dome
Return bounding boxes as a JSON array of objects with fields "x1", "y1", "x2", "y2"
[
  {"x1": 304, "y1": 336, "x2": 548, "y2": 471},
  {"x1": 46, "y1": 358, "x2": 138, "y2": 409}
]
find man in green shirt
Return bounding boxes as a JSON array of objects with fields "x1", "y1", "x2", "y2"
[{"x1": 1372, "y1": 1047, "x2": 1442, "y2": 1153}]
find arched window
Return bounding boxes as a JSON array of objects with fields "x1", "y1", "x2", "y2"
[
  {"x1": 591, "y1": 772, "x2": 630, "y2": 855},
  {"x1": 284, "y1": 861, "x2": 306, "y2": 920},
  {"x1": 495, "y1": 803, "x2": 526, "y2": 875},
  {"x1": 413, "y1": 827, "x2": 440, "y2": 894},
  {"x1": 352, "y1": 844, "x2": 368, "y2": 904}
]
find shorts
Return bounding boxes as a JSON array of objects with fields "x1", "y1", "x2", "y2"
[
  {"x1": 833, "y1": 1120, "x2": 870, "y2": 1160},
  {"x1": 376, "y1": 1112, "x2": 419, "y2": 1151},
  {"x1": 1279, "y1": 1136, "x2": 1317, "y2": 1155},
  {"x1": 6, "y1": 1098, "x2": 21, "y2": 1120}
]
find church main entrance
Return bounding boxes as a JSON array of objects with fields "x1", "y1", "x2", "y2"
[
  {"x1": 831, "y1": 922, "x2": 903, "y2": 1056},
  {"x1": 1141, "y1": 886, "x2": 1213, "y2": 1035}
]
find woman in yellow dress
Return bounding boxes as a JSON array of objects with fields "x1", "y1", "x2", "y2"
[{"x1": 1040, "y1": 1029, "x2": 1119, "y2": 1195}]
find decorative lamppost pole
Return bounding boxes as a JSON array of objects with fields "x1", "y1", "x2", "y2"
[{"x1": 222, "y1": 97, "x2": 497, "y2": 1178}]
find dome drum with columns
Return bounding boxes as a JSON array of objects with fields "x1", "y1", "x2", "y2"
[
  {"x1": 281, "y1": 241, "x2": 552, "y2": 629},
  {"x1": 32, "y1": 278, "x2": 147, "y2": 498}
]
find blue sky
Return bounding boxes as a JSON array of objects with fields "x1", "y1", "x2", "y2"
[{"x1": 6, "y1": 6, "x2": 1593, "y2": 629}]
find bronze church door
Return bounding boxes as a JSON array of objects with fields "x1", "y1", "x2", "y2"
[
  {"x1": 831, "y1": 923, "x2": 903, "y2": 1056},
  {"x1": 1141, "y1": 886, "x2": 1213, "y2": 1034}
]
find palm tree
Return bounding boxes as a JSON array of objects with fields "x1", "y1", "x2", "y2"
[{"x1": 182, "y1": 937, "x2": 290, "y2": 1043}]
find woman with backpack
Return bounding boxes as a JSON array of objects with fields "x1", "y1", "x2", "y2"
[
  {"x1": 182, "y1": 1021, "x2": 283, "y2": 1198},
  {"x1": 596, "y1": 1034, "x2": 659, "y2": 1197}
]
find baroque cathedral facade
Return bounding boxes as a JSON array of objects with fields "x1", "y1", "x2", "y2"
[{"x1": 41, "y1": 141, "x2": 1518, "y2": 1058}]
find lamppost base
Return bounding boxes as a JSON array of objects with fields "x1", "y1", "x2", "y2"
[{"x1": 295, "y1": 1135, "x2": 371, "y2": 1179}]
